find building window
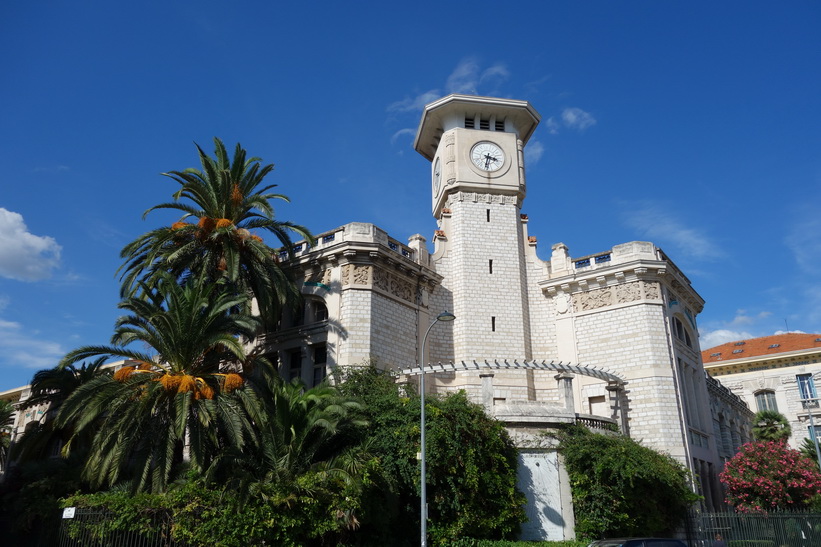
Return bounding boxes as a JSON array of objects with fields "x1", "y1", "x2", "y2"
[
  {"x1": 672, "y1": 317, "x2": 692, "y2": 348},
  {"x1": 310, "y1": 300, "x2": 328, "y2": 322},
  {"x1": 312, "y1": 344, "x2": 327, "y2": 387},
  {"x1": 798, "y1": 374, "x2": 818, "y2": 406},
  {"x1": 289, "y1": 350, "x2": 302, "y2": 383},
  {"x1": 755, "y1": 390, "x2": 778, "y2": 412}
]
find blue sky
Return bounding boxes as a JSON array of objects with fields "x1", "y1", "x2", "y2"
[{"x1": 1, "y1": 1, "x2": 819, "y2": 392}]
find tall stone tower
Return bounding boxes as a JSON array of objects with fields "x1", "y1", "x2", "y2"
[{"x1": 414, "y1": 95, "x2": 541, "y2": 362}]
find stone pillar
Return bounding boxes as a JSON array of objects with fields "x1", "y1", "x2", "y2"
[
  {"x1": 555, "y1": 373, "x2": 575, "y2": 412},
  {"x1": 480, "y1": 373, "x2": 495, "y2": 412},
  {"x1": 606, "y1": 382, "x2": 628, "y2": 434}
]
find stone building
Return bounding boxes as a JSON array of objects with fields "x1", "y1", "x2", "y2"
[
  {"x1": 267, "y1": 94, "x2": 753, "y2": 539},
  {"x1": 703, "y1": 333, "x2": 821, "y2": 451},
  {"x1": 1, "y1": 94, "x2": 753, "y2": 539}
]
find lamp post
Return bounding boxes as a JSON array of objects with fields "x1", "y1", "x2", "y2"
[
  {"x1": 801, "y1": 396, "x2": 821, "y2": 472},
  {"x1": 420, "y1": 310, "x2": 455, "y2": 547}
]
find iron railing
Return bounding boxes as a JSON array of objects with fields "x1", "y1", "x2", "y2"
[
  {"x1": 57, "y1": 507, "x2": 187, "y2": 547},
  {"x1": 689, "y1": 510, "x2": 821, "y2": 546}
]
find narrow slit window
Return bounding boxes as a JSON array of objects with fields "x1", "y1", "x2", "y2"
[
  {"x1": 491, "y1": 316, "x2": 496, "y2": 332},
  {"x1": 489, "y1": 259, "x2": 493, "y2": 274},
  {"x1": 486, "y1": 209, "x2": 491, "y2": 222}
]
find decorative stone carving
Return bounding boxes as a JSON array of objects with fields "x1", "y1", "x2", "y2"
[
  {"x1": 644, "y1": 281, "x2": 661, "y2": 300},
  {"x1": 370, "y1": 265, "x2": 415, "y2": 303},
  {"x1": 322, "y1": 268, "x2": 332, "y2": 285},
  {"x1": 573, "y1": 287, "x2": 613, "y2": 311},
  {"x1": 341, "y1": 264, "x2": 350, "y2": 286},
  {"x1": 554, "y1": 293, "x2": 569, "y2": 314},
  {"x1": 615, "y1": 281, "x2": 641, "y2": 303},
  {"x1": 352, "y1": 265, "x2": 370, "y2": 285}
]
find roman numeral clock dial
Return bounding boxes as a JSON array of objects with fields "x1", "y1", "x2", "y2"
[{"x1": 470, "y1": 141, "x2": 504, "y2": 172}]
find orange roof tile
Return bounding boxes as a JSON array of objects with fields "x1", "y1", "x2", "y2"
[{"x1": 701, "y1": 333, "x2": 821, "y2": 364}]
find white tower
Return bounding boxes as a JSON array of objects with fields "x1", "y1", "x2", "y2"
[{"x1": 414, "y1": 95, "x2": 541, "y2": 362}]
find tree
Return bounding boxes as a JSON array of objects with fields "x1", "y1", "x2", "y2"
[
  {"x1": 0, "y1": 399, "x2": 14, "y2": 472},
  {"x1": 339, "y1": 365, "x2": 526, "y2": 545},
  {"x1": 11, "y1": 357, "x2": 109, "y2": 464},
  {"x1": 554, "y1": 424, "x2": 700, "y2": 539},
  {"x1": 800, "y1": 438, "x2": 821, "y2": 470},
  {"x1": 752, "y1": 409, "x2": 792, "y2": 443},
  {"x1": 56, "y1": 274, "x2": 269, "y2": 493},
  {"x1": 720, "y1": 440, "x2": 821, "y2": 512},
  {"x1": 119, "y1": 137, "x2": 313, "y2": 326}
]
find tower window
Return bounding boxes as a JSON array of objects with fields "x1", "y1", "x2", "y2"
[
  {"x1": 465, "y1": 117, "x2": 475, "y2": 129},
  {"x1": 491, "y1": 316, "x2": 496, "y2": 332},
  {"x1": 487, "y1": 209, "x2": 490, "y2": 222},
  {"x1": 479, "y1": 119, "x2": 490, "y2": 130},
  {"x1": 489, "y1": 260, "x2": 493, "y2": 274},
  {"x1": 495, "y1": 120, "x2": 505, "y2": 131}
]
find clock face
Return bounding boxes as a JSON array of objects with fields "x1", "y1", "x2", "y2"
[
  {"x1": 470, "y1": 141, "x2": 505, "y2": 172},
  {"x1": 433, "y1": 157, "x2": 441, "y2": 193}
]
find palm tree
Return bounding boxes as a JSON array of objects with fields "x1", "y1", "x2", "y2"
[
  {"x1": 119, "y1": 137, "x2": 313, "y2": 326},
  {"x1": 56, "y1": 274, "x2": 270, "y2": 493},
  {"x1": 752, "y1": 409, "x2": 792, "y2": 443},
  {"x1": 0, "y1": 399, "x2": 15, "y2": 472},
  {"x1": 11, "y1": 358, "x2": 108, "y2": 465}
]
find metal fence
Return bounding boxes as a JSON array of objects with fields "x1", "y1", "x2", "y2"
[
  {"x1": 688, "y1": 510, "x2": 821, "y2": 547},
  {"x1": 57, "y1": 507, "x2": 188, "y2": 547}
]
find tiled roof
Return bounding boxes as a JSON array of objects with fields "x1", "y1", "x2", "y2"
[{"x1": 702, "y1": 333, "x2": 821, "y2": 364}]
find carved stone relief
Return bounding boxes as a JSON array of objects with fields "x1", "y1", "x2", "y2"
[
  {"x1": 643, "y1": 281, "x2": 661, "y2": 300},
  {"x1": 352, "y1": 265, "x2": 370, "y2": 285},
  {"x1": 615, "y1": 282, "x2": 641, "y2": 303},
  {"x1": 554, "y1": 293, "x2": 570, "y2": 314},
  {"x1": 573, "y1": 287, "x2": 613, "y2": 311}
]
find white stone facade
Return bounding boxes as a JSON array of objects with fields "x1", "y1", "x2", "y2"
[{"x1": 237, "y1": 94, "x2": 756, "y2": 539}]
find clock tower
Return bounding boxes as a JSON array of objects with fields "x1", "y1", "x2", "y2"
[{"x1": 414, "y1": 95, "x2": 541, "y2": 362}]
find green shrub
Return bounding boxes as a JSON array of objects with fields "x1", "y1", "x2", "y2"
[{"x1": 554, "y1": 424, "x2": 700, "y2": 539}]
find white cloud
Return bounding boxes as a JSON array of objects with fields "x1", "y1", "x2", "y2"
[
  {"x1": 387, "y1": 90, "x2": 441, "y2": 114},
  {"x1": 546, "y1": 117, "x2": 560, "y2": 135},
  {"x1": 698, "y1": 329, "x2": 754, "y2": 350},
  {"x1": 479, "y1": 63, "x2": 510, "y2": 94},
  {"x1": 561, "y1": 107, "x2": 596, "y2": 131},
  {"x1": 0, "y1": 318, "x2": 65, "y2": 370},
  {"x1": 620, "y1": 201, "x2": 722, "y2": 261},
  {"x1": 0, "y1": 208, "x2": 62, "y2": 281},
  {"x1": 729, "y1": 309, "x2": 772, "y2": 326},
  {"x1": 786, "y1": 216, "x2": 821, "y2": 273},
  {"x1": 446, "y1": 58, "x2": 481, "y2": 94},
  {"x1": 525, "y1": 140, "x2": 545, "y2": 165},
  {"x1": 390, "y1": 128, "x2": 416, "y2": 145}
]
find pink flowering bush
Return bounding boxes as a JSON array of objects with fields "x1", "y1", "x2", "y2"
[{"x1": 720, "y1": 441, "x2": 821, "y2": 512}]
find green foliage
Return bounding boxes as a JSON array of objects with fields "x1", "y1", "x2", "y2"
[
  {"x1": 554, "y1": 424, "x2": 700, "y2": 539},
  {"x1": 62, "y1": 470, "x2": 381, "y2": 547},
  {"x1": 0, "y1": 399, "x2": 13, "y2": 470},
  {"x1": 752, "y1": 410, "x2": 792, "y2": 443},
  {"x1": 800, "y1": 438, "x2": 821, "y2": 470},
  {"x1": 339, "y1": 364, "x2": 526, "y2": 545},
  {"x1": 118, "y1": 137, "x2": 312, "y2": 325},
  {"x1": 447, "y1": 541, "x2": 587, "y2": 547}
]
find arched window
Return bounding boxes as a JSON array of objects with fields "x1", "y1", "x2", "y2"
[{"x1": 754, "y1": 390, "x2": 778, "y2": 412}]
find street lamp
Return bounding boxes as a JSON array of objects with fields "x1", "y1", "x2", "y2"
[
  {"x1": 420, "y1": 310, "x2": 455, "y2": 547},
  {"x1": 801, "y1": 396, "x2": 821, "y2": 472}
]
